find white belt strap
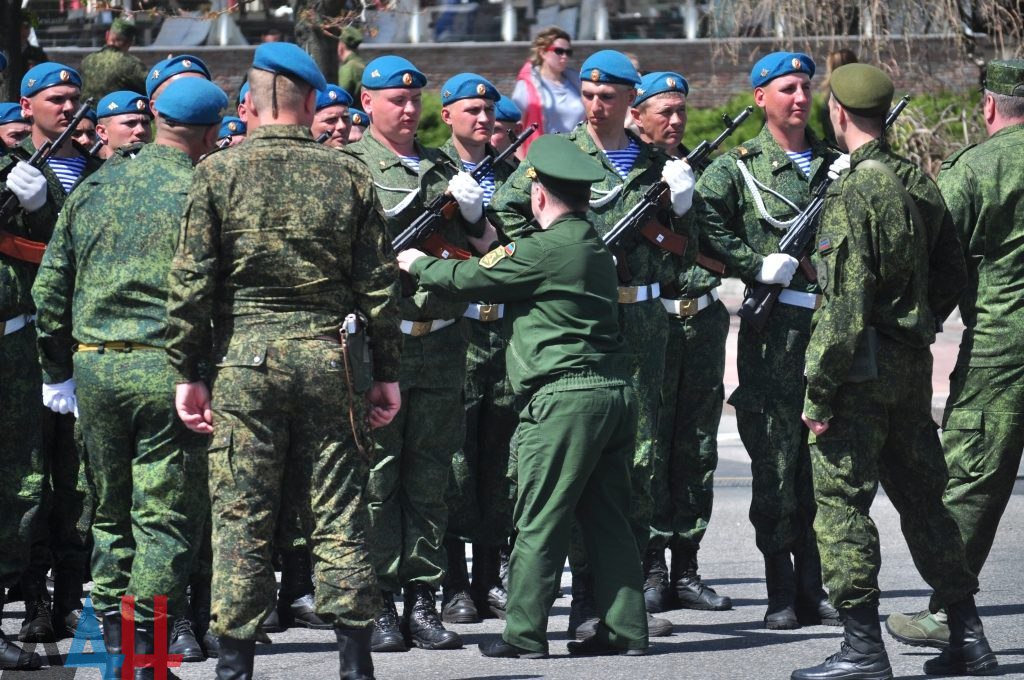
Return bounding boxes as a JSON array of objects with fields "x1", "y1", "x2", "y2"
[
  {"x1": 618, "y1": 282, "x2": 661, "y2": 304},
  {"x1": 1, "y1": 313, "x2": 33, "y2": 337},
  {"x1": 735, "y1": 159, "x2": 803, "y2": 231},
  {"x1": 778, "y1": 289, "x2": 822, "y2": 310},
  {"x1": 661, "y1": 288, "x2": 720, "y2": 317},
  {"x1": 464, "y1": 303, "x2": 504, "y2": 322},
  {"x1": 399, "y1": 318, "x2": 456, "y2": 336}
]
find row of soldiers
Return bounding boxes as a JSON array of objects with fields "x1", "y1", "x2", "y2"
[{"x1": 0, "y1": 34, "x2": 1019, "y2": 680}]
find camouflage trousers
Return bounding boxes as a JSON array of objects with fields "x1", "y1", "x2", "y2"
[
  {"x1": 0, "y1": 325, "x2": 44, "y2": 587},
  {"x1": 809, "y1": 337, "x2": 978, "y2": 611},
  {"x1": 730, "y1": 304, "x2": 818, "y2": 557},
  {"x1": 941, "y1": 362, "x2": 1024, "y2": 578},
  {"x1": 650, "y1": 298, "x2": 729, "y2": 552},
  {"x1": 209, "y1": 339, "x2": 380, "y2": 638},
  {"x1": 446, "y1": 319, "x2": 517, "y2": 545},
  {"x1": 75, "y1": 350, "x2": 208, "y2": 623}
]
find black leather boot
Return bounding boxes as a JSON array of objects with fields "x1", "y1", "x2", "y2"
[
  {"x1": 672, "y1": 546, "x2": 732, "y2": 611},
  {"x1": 18, "y1": 571, "x2": 55, "y2": 642},
  {"x1": 764, "y1": 552, "x2": 800, "y2": 630},
  {"x1": 102, "y1": 612, "x2": 123, "y2": 656},
  {"x1": 401, "y1": 582, "x2": 462, "y2": 650},
  {"x1": 51, "y1": 566, "x2": 85, "y2": 639},
  {"x1": 470, "y1": 543, "x2": 508, "y2": 620},
  {"x1": 440, "y1": 537, "x2": 479, "y2": 624},
  {"x1": 498, "y1": 536, "x2": 513, "y2": 591},
  {"x1": 794, "y1": 542, "x2": 841, "y2": 626},
  {"x1": 169, "y1": 616, "x2": 205, "y2": 662},
  {"x1": 791, "y1": 606, "x2": 892, "y2": 679},
  {"x1": 215, "y1": 637, "x2": 256, "y2": 680},
  {"x1": 642, "y1": 548, "x2": 674, "y2": 613},
  {"x1": 923, "y1": 596, "x2": 997, "y2": 676},
  {"x1": 370, "y1": 592, "x2": 407, "y2": 653},
  {"x1": 188, "y1": 577, "x2": 218, "y2": 658},
  {"x1": 567, "y1": 572, "x2": 599, "y2": 640},
  {"x1": 282, "y1": 548, "x2": 330, "y2": 629},
  {"x1": 133, "y1": 625, "x2": 156, "y2": 680},
  {"x1": 0, "y1": 596, "x2": 42, "y2": 670},
  {"x1": 335, "y1": 626, "x2": 374, "y2": 680}
]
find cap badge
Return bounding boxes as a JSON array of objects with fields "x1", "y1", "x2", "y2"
[
  {"x1": 443, "y1": 89, "x2": 452, "y2": 99},
  {"x1": 476, "y1": 83, "x2": 486, "y2": 96},
  {"x1": 760, "y1": 68, "x2": 769, "y2": 78},
  {"x1": 352, "y1": 113, "x2": 362, "y2": 124},
  {"x1": 590, "y1": 68, "x2": 601, "y2": 82},
  {"x1": 666, "y1": 77, "x2": 676, "y2": 88},
  {"x1": 183, "y1": 59, "x2": 192, "y2": 68},
  {"x1": 791, "y1": 58, "x2": 802, "y2": 70},
  {"x1": 107, "y1": 101, "x2": 119, "y2": 111},
  {"x1": 402, "y1": 72, "x2": 413, "y2": 86},
  {"x1": 228, "y1": 121, "x2": 238, "y2": 132},
  {"x1": 371, "y1": 69, "x2": 381, "y2": 79},
  {"x1": 135, "y1": 100, "x2": 146, "y2": 110},
  {"x1": 525, "y1": 166, "x2": 537, "y2": 180},
  {"x1": 636, "y1": 87, "x2": 645, "y2": 96},
  {"x1": 150, "y1": 69, "x2": 160, "y2": 80},
  {"x1": 329, "y1": 90, "x2": 337, "y2": 100},
  {"x1": 59, "y1": 70, "x2": 70, "y2": 82},
  {"x1": 27, "y1": 78, "x2": 36, "y2": 87}
]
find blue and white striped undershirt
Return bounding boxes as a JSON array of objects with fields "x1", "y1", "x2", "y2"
[
  {"x1": 461, "y1": 160, "x2": 495, "y2": 206},
  {"x1": 603, "y1": 139, "x2": 640, "y2": 180},
  {"x1": 47, "y1": 156, "x2": 87, "y2": 193},
  {"x1": 398, "y1": 155, "x2": 420, "y2": 174},
  {"x1": 785, "y1": 149, "x2": 813, "y2": 177}
]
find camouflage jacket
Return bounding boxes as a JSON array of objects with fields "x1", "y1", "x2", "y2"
[
  {"x1": 80, "y1": 46, "x2": 148, "y2": 102},
  {"x1": 165, "y1": 124, "x2": 403, "y2": 384},
  {"x1": 937, "y1": 122, "x2": 1024, "y2": 367},
  {"x1": 337, "y1": 51, "x2": 366, "y2": 102}
]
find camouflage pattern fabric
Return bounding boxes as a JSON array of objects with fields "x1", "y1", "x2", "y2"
[
  {"x1": 337, "y1": 51, "x2": 366, "y2": 102},
  {"x1": 79, "y1": 45, "x2": 149, "y2": 102}
]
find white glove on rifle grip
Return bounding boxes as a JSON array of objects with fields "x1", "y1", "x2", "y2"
[
  {"x1": 42, "y1": 378, "x2": 79, "y2": 418},
  {"x1": 828, "y1": 153, "x2": 851, "y2": 180},
  {"x1": 448, "y1": 171, "x2": 485, "y2": 224},
  {"x1": 662, "y1": 159, "x2": 696, "y2": 216},
  {"x1": 757, "y1": 253, "x2": 799, "y2": 286},
  {"x1": 6, "y1": 161, "x2": 48, "y2": 213}
]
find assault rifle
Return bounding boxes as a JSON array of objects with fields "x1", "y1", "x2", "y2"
[
  {"x1": 603, "y1": 107, "x2": 752, "y2": 282},
  {"x1": 391, "y1": 123, "x2": 538, "y2": 259},
  {"x1": 736, "y1": 95, "x2": 911, "y2": 332},
  {"x1": 0, "y1": 98, "x2": 95, "y2": 265}
]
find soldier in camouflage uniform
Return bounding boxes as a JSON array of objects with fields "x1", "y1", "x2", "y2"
[
  {"x1": 886, "y1": 59, "x2": 1024, "y2": 654},
  {"x1": 336, "y1": 26, "x2": 366, "y2": 102},
  {"x1": 93, "y1": 90, "x2": 152, "y2": 160},
  {"x1": 629, "y1": 71, "x2": 733, "y2": 614},
  {"x1": 79, "y1": 18, "x2": 148, "y2": 103},
  {"x1": 696, "y1": 52, "x2": 840, "y2": 630},
  {"x1": 32, "y1": 77, "x2": 227, "y2": 675},
  {"x1": 166, "y1": 43, "x2": 403, "y2": 679},
  {"x1": 489, "y1": 50, "x2": 697, "y2": 641},
  {"x1": 794, "y1": 63, "x2": 995, "y2": 680}
]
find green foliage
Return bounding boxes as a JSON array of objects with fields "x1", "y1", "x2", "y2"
[
  {"x1": 682, "y1": 92, "x2": 763, "y2": 156},
  {"x1": 416, "y1": 90, "x2": 451, "y2": 147}
]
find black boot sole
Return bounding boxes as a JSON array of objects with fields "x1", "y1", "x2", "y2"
[
  {"x1": 884, "y1": 619, "x2": 949, "y2": 649},
  {"x1": 677, "y1": 597, "x2": 732, "y2": 612}
]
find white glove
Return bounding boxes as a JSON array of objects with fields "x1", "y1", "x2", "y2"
[
  {"x1": 448, "y1": 171, "x2": 484, "y2": 224},
  {"x1": 757, "y1": 253, "x2": 799, "y2": 286},
  {"x1": 5, "y1": 161, "x2": 48, "y2": 213},
  {"x1": 42, "y1": 379, "x2": 79, "y2": 418},
  {"x1": 827, "y1": 153, "x2": 851, "y2": 180},
  {"x1": 662, "y1": 159, "x2": 696, "y2": 216}
]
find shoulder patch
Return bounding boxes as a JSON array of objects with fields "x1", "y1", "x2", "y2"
[
  {"x1": 940, "y1": 143, "x2": 978, "y2": 170},
  {"x1": 480, "y1": 242, "x2": 514, "y2": 269}
]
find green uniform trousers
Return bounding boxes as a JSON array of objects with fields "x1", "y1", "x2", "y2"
[
  {"x1": 504, "y1": 375, "x2": 648, "y2": 654},
  {"x1": 810, "y1": 338, "x2": 978, "y2": 612},
  {"x1": 650, "y1": 299, "x2": 729, "y2": 551},
  {"x1": 76, "y1": 350, "x2": 208, "y2": 623},
  {"x1": 941, "y1": 362, "x2": 1024, "y2": 577},
  {"x1": 208, "y1": 339, "x2": 379, "y2": 639}
]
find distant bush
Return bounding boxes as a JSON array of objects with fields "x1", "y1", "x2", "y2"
[{"x1": 417, "y1": 90, "x2": 451, "y2": 147}]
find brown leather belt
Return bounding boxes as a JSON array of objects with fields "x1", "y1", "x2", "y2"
[{"x1": 74, "y1": 341, "x2": 161, "y2": 353}]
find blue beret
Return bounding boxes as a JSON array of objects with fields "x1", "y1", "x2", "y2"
[
  {"x1": 21, "y1": 63, "x2": 82, "y2": 98},
  {"x1": 580, "y1": 50, "x2": 640, "y2": 87},
  {"x1": 440, "y1": 73, "x2": 500, "y2": 105},
  {"x1": 316, "y1": 85, "x2": 354, "y2": 110},
  {"x1": 750, "y1": 52, "x2": 815, "y2": 88},
  {"x1": 252, "y1": 42, "x2": 327, "y2": 92},
  {"x1": 0, "y1": 52, "x2": 7, "y2": 72},
  {"x1": 362, "y1": 56, "x2": 427, "y2": 90},
  {"x1": 494, "y1": 95, "x2": 521, "y2": 122},
  {"x1": 218, "y1": 116, "x2": 246, "y2": 138},
  {"x1": 633, "y1": 71, "x2": 689, "y2": 107},
  {"x1": 156, "y1": 78, "x2": 228, "y2": 126},
  {"x1": 84, "y1": 109, "x2": 97, "y2": 124},
  {"x1": 97, "y1": 90, "x2": 151, "y2": 119},
  {"x1": 348, "y1": 108, "x2": 370, "y2": 127},
  {"x1": 238, "y1": 81, "x2": 249, "y2": 105},
  {"x1": 147, "y1": 54, "x2": 211, "y2": 98},
  {"x1": 0, "y1": 103, "x2": 27, "y2": 125}
]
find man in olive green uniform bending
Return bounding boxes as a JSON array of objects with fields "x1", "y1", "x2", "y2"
[
  {"x1": 794, "y1": 63, "x2": 993, "y2": 680},
  {"x1": 167, "y1": 43, "x2": 403, "y2": 679},
  {"x1": 33, "y1": 76, "x2": 227, "y2": 674},
  {"x1": 696, "y1": 52, "x2": 840, "y2": 630},
  {"x1": 399, "y1": 133, "x2": 648, "y2": 659},
  {"x1": 887, "y1": 59, "x2": 1024, "y2": 653}
]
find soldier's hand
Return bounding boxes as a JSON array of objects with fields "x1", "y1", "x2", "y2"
[
  {"x1": 42, "y1": 379, "x2": 78, "y2": 418},
  {"x1": 662, "y1": 158, "x2": 695, "y2": 216},
  {"x1": 396, "y1": 248, "x2": 426, "y2": 272},
  {"x1": 176, "y1": 381, "x2": 213, "y2": 434},
  {"x1": 801, "y1": 412, "x2": 830, "y2": 435},
  {"x1": 756, "y1": 253, "x2": 799, "y2": 286},
  {"x1": 448, "y1": 171, "x2": 485, "y2": 224},
  {"x1": 367, "y1": 381, "x2": 401, "y2": 429},
  {"x1": 6, "y1": 161, "x2": 48, "y2": 213}
]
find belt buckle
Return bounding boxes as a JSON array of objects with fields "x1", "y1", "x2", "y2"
[
  {"x1": 410, "y1": 320, "x2": 433, "y2": 337},
  {"x1": 618, "y1": 287, "x2": 637, "y2": 304},
  {"x1": 478, "y1": 304, "x2": 499, "y2": 322},
  {"x1": 678, "y1": 298, "x2": 698, "y2": 316}
]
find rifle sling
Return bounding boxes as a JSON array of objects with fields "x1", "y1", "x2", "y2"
[
  {"x1": 0, "y1": 230, "x2": 46, "y2": 265},
  {"x1": 639, "y1": 222, "x2": 688, "y2": 257},
  {"x1": 422, "y1": 233, "x2": 472, "y2": 261},
  {"x1": 696, "y1": 253, "x2": 727, "y2": 276}
]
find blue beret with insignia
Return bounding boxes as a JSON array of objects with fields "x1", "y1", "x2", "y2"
[
  {"x1": 0, "y1": 102, "x2": 27, "y2": 125},
  {"x1": 156, "y1": 78, "x2": 228, "y2": 126},
  {"x1": 494, "y1": 95, "x2": 521, "y2": 122},
  {"x1": 252, "y1": 42, "x2": 327, "y2": 92},
  {"x1": 348, "y1": 108, "x2": 370, "y2": 127},
  {"x1": 97, "y1": 90, "x2": 152, "y2": 119},
  {"x1": 633, "y1": 71, "x2": 689, "y2": 107},
  {"x1": 316, "y1": 84, "x2": 354, "y2": 110},
  {"x1": 579, "y1": 50, "x2": 640, "y2": 87},
  {"x1": 440, "y1": 73, "x2": 500, "y2": 105},
  {"x1": 362, "y1": 55, "x2": 427, "y2": 90},
  {"x1": 21, "y1": 62, "x2": 82, "y2": 98},
  {"x1": 218, "y1": 116, "x2": 246, "y2": 138},
  {"x1": 146, "y1": 54, "x2": 211, "y2": 98},
  {"x1": 750, "y1": 51, "x2": 815, "y2": 88},
  {"x1": 238, "y1": 81, "x2": 250, "y2": 105},
  {"x1": 0, "y1": 52, "x2": 7, "y2": 72}
]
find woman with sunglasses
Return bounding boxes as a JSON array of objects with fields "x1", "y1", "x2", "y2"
[{"x1": 512, "y1": 26, "x2": 585, "y2": 157}]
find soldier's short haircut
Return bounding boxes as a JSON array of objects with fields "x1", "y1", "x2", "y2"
[
  {"x1": 248, "y1": 68, "x2": 311, "y2": 117},
  {"x1": 988, "y1": 91, "x2": 1024, "y2": 120},
  {"x1": 539, "y1": 180, "x2": 589, "y2": 212}
]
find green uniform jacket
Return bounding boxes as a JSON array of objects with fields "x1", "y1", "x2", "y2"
[
  {"x1": 937, "y1": 122, "x2": 1024, "y2": 367},
  {"x1": 338, "y1": 52, "x2": 366, "y2": 102},
  {"x1": 488, "y1": 126, "x2": 698, "y2": 284},
  {"x1": 803, "y1": 140, "x2": 967, "y2": 421},
  {"x1": 80, "y1": 46, "x2": 149, "y2": 102},
  {"x1": 33, "y1": 143, "x2": 195, "y2": 384},
  {"x1": 410, "y1": 212, "x2": 629, "y2": 397},
  {"x1": 165, "y1": 124, "x2": 403, "y2": 384}
]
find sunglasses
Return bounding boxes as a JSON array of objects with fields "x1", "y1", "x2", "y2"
[{"x1": 547, "y1": 47, "x2": 573, "y2": 57}]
